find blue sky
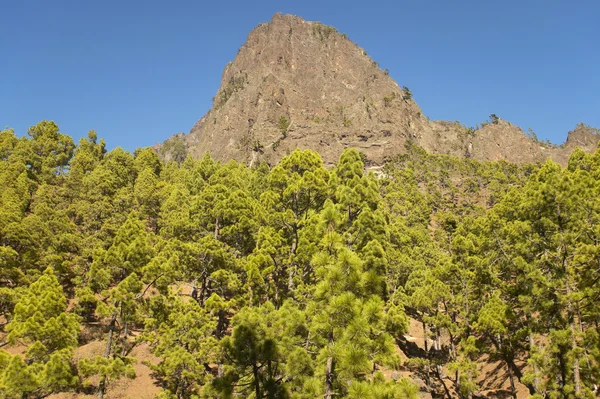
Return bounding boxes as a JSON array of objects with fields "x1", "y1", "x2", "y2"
[{"x1": 2, "y1": 0, "x2": 598, "y2": 150}]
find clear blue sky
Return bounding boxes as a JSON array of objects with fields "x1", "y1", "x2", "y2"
[{"x1": 2, "y1": 0, "x2": 598, "y2": 150}]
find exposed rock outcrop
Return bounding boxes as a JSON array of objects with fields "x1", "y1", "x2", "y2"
[{"x1": 160, "y1": 13, "x2": 599, "y2": 166}]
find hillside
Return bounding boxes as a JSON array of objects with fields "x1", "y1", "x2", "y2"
[
  {"x1": 3, "y1": 123, "x2": 600, "y2": 398},
  {"x1": 2, "y1": 11, "x2": 600, "y2": 399},
  {"x1": 158, "y1": 13, "x2": 599, "y2": 166}
]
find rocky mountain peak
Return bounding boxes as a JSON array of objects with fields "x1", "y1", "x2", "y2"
[
  {"x1": 159, "y1": 13, "x2": 598, "y2": 167},
  {"x1": 565, "y1": 123, "x2": 600, "y2": 149}
]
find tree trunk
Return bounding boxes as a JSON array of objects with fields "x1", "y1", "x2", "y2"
[
  {"x1": 325, "y1": 355, "x2": 334, "y2": 399},
  {"x1": 287, "y1": 265, "x2": 296, "y2": 294},
  {"x1": 199, "y1": 274, "x2": 208, "y2": 307},
  {"x1": 558, "y1": 204, "x2": 580, "y2": 396},
  {"x1": 449, "y1": 331, "x2": 460, "y2": 389},
  {"x1": 572, "y1": 330, "x2": 581, "y2": 395},
  {"x1": 174, "y1": 377, "x2": 181, "y2": 399},
  {"x1": 288, "y1": 225, "x2": 298, "y2": 294},
  {"x1": 497, "y1": 336, "x2": 516, "y2": 399},
  {"x1": 273, "y1": 274, "x2": 279, "y2": 306},
  {"x1": 215, "y1": 308, "x2": 227, "y2": 379},
  {"x1": 253, "y1": 363, "x2": 261, "y2": 399},
  {"x1": 558, "y1": 350, "x2": 567, "y2": 394},
  {"x1": 434, "y1": 364, "x2": 452, "y2": 399},
  {"x1": 214, "y1": 217, "x2": 220, "y2": 239},
  {"x1": 506, "y1": 358, "x2": 517, "y2": 399},
  {"x1": 435, "y1": 327, "x2": 443, "y2": 378},
  {"x1": 490, "y1": 333, "x2": 527, "y2": 399},
  {"x1": 422, "y1": 319, "x2": 431, "y2": 390},
  {"x1": 567, "y1": 292, "x2": 581, "y2": 396},
  {"x1": 528, "y1": 331, "x2": 540, "y2": 396},
  {"x1": 121, "y1": 321, "x2": 129, "y2": 356},
  {"x1": 566, "y1": 278, "x2": 581, "y2": 395},
  {"x1": 325, "y1": 329, "x2": 335, "y2": 399},
  {"x1": 98, "y1": 312, "x2": 118, "y2": 399}
]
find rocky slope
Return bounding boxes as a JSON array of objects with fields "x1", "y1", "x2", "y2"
[{"x1": 159, "y1": 13, "x2": 599, "y2": 166}]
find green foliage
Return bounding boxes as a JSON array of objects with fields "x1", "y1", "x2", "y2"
[
  {"x1": 239, "y1": 132, "x2": 264, "y2": 153},
  {"x1": 216, "y1": 304, "x2": 289, "y2": 398},
  {"x1": 158, "y1": 135, "x2": 187, "y2": 163},
  {"x1": 525, "y1": 127, "x2": 558, "y2": 148},
  {"x1": 2, "y1": 120, "x2": 600, "y2": 398},
  {"x1": 278, "y1": 116, "x2": 290, "y2": 137},
  {"x1": 0, "y1": 354, "x2": 40, "y2": 398},
  {"x1": 312, "y1": 22, "x2": 337, "y2": 41},
  {"x1": 146, "y1": 298, "x2": 217, "y2": 398},
  {"x1": 7, "y1": 267, "x2": 80, "y2": 355},
  {"x1": 383, "y1": 92, "x2": 396, "y2": 107},
  {"x1": 215, "y1": 74, "x2": 248, "y2": 109},
  {"x1": 78, "y1": 355, "x2": 136, "y2": 387},
  {"x1": 1, "y1": 268, "x2": 79, "y2": 397},
  {"x1": 25, "y1": 120, "x2": 75, "y2": 182},
  {"x1": 42, "y1": 349, "x2": 79, "y2": 393},
  {"x1": 347, "y1": 377, "x2": 419, "y2": 399},
  {"x1": 401, "y1": 86, "x2": 412, "y2": 101}
]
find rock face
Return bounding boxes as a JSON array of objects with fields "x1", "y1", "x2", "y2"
[{"x1": 162, "y1": 13, "x2": 599, "y2": 166}]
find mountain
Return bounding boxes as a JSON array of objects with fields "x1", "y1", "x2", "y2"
[{"x1": 158, "y1": 13, "x2": 599, "y2": 166}]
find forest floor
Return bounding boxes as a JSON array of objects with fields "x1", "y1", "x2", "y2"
[
  {"x1": 393, "y1": 317, "x2": 530, "y2": 398},
  {"x1": 0, "y1": 314, "x2": 525, "y2": 399},
  {"x1": 47, "y1": 341, "x2": 161, "y2": 399}
]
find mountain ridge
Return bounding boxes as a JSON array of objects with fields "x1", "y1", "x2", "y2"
[{"x1": 158, "y1": 13, "x2": 599, "y2": 166}]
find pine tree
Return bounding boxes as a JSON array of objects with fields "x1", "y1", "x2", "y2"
[
  {"x1": 7, "y1": 267, "x2": 79, "y2": 356},
  {"x1": 84, "y1": 213, "x2": 153, "y2": 399},
  {"x1": 216, "y1": 304, "x2": 289, "y2": 399},
  {"x1": 0, "y1": 354, "x2": 40, "y2": 399},
  {"x1": 146, "y1": 298, "x2": 218, "y2": 398}
]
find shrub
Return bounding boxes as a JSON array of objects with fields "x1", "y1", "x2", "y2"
[
  {"x1": 312, "y1": 22, "x2": 337, "y2": 41},
  {"x1": 402, "y1": 86, "x2": 412, "y2": 101},
  {"x1": 384, "y1": 92, "x2": 396, "y2": 107},
  {"x1": 159, "y1": 135, "x2": 187, "y2": 163},
  {"x1": 215, "y1": 74, "x2": 247, "y2": 109},
  {"x1": 278, "y1": 116, "x2": 290, "y2": 137}
]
